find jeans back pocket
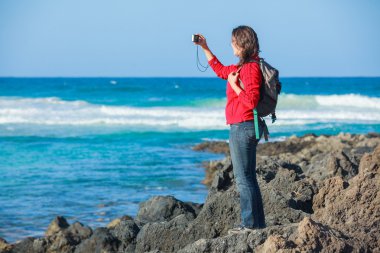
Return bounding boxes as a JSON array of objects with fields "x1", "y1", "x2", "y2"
[{"x1": 243, "y1": 126, "x2": 256, "y2": 141}]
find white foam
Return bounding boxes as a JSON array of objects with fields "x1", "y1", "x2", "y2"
[
  {"x1": 315, "y1": 94, "x2": 380, "y2": 109},
  {"x1": 279, "y1": 93, "x2": 380, "y2": 110},
  {"x1": 0, "y1": 97, "x2": 227, "y2": 130},
  {"x1": 0, "y1": 95, "x2": 379, "y2": 134},
  {"x1": 276, "y1": 109, "x2": 380, "y2": 122}
]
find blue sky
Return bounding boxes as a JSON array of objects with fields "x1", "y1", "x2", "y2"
[{"x1": 0, "y1": 0, "x2": 379, "y2": 77}]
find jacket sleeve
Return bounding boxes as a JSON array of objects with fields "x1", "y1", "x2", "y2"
[
  {"x1": 208, "y1": 56, "x2": 236, "y2": 80},
  {"x1": 238, "y1": 63, "x2": 262, "y2": 109}
]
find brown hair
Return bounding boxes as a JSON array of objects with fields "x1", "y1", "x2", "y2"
[{"x1": 232, "y1": 25, "x2": 260, "y2": 66}]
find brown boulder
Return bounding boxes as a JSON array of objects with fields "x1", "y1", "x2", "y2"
[
  {"x1": 256, "y1": 217, "x2": 365, "y2": 253},
  {"x1": 0, "y1": 237, "x2": 12, "y2": 253},
  {"x1": 312, "y1": 146, "x2": 380, "y2": 251},
  {"x1": 107, "y1": 215, "x2": 134, "y2": 229},
  {"x1": 45, "y1": 216, "x2": 70, "y2": 237}
]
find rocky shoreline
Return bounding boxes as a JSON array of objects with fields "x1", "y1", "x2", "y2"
[{"x1": 1, "y1": 132, "x2": 379, "y2": 252}]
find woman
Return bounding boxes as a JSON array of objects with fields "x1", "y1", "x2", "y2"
[{"x1": 194, "y1": 25, "x2": 266, "y2": 232}]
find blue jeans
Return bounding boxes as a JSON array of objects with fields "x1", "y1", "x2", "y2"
[{"x1": 229, "y1": 119, "x2": 266, "y2": 228}]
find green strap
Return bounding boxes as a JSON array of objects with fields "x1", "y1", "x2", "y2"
[{"x1": 254, "y1": 109, "x2": 259, "y2": 140}]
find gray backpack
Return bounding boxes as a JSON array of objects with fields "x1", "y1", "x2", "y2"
[
  {"x1": 253, "y1": 58, "x2": 282, "y2": 121},
  {"x1": 238, "y1": 58, "x2": 281, "y2": 141}
]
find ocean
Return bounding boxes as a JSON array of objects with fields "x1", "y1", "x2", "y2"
[{"x1": 1, "y1": 77, "x2": 379, "y2": 242}]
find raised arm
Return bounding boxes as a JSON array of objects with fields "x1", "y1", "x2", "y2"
[
  {"x1": 193, "y1": 34, "x2": 215, "y2": 61},
  {"x1": 194, "y1": 34, "x2": 235, "y2": 80}
]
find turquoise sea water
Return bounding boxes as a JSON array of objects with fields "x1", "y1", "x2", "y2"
[{"x1": 1, "y1": 77, "x2": 380, "y2": 242}]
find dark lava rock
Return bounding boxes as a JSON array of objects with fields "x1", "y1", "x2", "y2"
[
  {"x1": 257, "y1": 136, "x2": 316, "y2": 157},
  {"x1": 199, "y1": 133, "x2": 380, "y2": 188},
  {"x1": 260, "y1": 168, "x2": 318, "y2": 225},
  {"x1": 135, "y1": 213, "x2": 197, "y2": 253},
  {"x1": 44, "y1": 221, "x2": 92, "y2": 253},
  {"x1": 136, "y1": 195, "x2": 200, "y2": 223},
  {"x1": 109, "y1": 219, "x2": 140, "y2": 253},
  {"x1": 106, "y1": 215, "x2": 134, "y2": 229},
  {"x1": 9, "y1": 237, "x2": 38, "y2": 253},
  {"x1": 210, "y1": 157, "x2": 233, "y2": 191},
  {"x1": 255, "y1": 157, "x2": 281, "y2": 183},
  {"x1": 133, "y1": 154, "x2": 319, "y2": 252},
  {"x1": 8, "y1": 217, "x2": 93, "y2": 253},
  {"x1": 179, "y1": 217, "x2": 365, "y2": 253},
  {"x1": 305, "y1": 149, "x2": 359, "y2": 182},
  {"x1": 74, "y1": 227, "x2": 119, "y2": 253},
  {"x1": 178, "y1": 223, "x2": 299, "y2": 253},
  {"x1": 134, "y1": 167, "x2": 241, "y2": 252},
  {"x1": 45, "y1": 216, "x2": 70, "y2": 237},
  {"x1": 192, "y1": 141, "x2": 230, "y2": 155}
]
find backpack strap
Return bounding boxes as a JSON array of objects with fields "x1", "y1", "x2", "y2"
[
  {"x1": 248, "y1": 58, "x2": 262, "y2": 64},
  {"x1": 254, "y1": 109, "x2": 270, "y2": 142},
  {"x1": 254, "y1": 109, "x2": 260, "y2": 140},
  {"x1": 262, "y1": 119, "x2": 269, "y2": 141},
  {"x1": 271, "y1": 112, "x2": 277, "y2": 123}
]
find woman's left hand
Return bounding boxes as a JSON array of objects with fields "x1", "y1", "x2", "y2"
[
  {"x1": 228, "y1": 72, "x2": 242, "y2": 95},
  {"x1": 228, "y1": 72, "x2": 239, "y2": 87}
]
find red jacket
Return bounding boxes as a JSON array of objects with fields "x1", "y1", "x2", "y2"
[{"x1": 208, "y1": 55, "x2": 262, "y2": 125}]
